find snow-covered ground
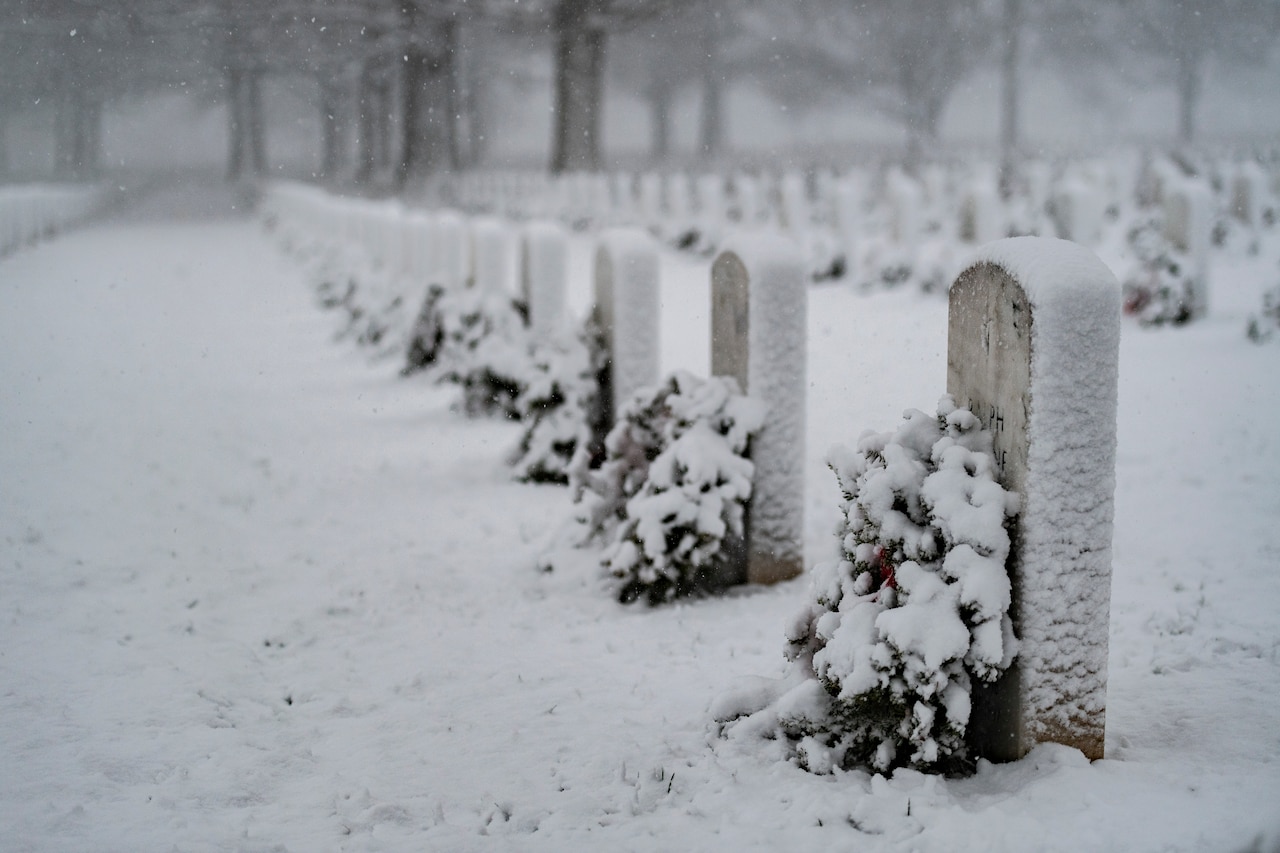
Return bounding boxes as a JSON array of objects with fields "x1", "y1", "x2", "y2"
[{"x1": 2, "y1": 191, "x2": 1278, "y2": 852}]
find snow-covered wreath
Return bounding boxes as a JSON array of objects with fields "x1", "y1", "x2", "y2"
[
  {"x1": 560, "y1": 371, "x2": 765, "y2": 605},
  {"x1": 402, "y1": 284, "x2": 530, "y2": 419},
  {"x1": 716, "y1": 397, "x2": 1019, "y2": 774}
]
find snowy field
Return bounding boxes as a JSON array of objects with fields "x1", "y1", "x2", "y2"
[{"x1": 2, "y1": 190, "x2": 1279, "y2": 852}]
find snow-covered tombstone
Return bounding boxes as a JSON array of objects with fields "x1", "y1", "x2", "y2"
[
  {"x1": 1051, "y1": 179, "x2": 1105, "y2": 245},
  {"x1": 832, "y1": 177, "x2": 862, "y2": 273},
  {"x1": 733, "y1": 174, "x2": 765, "y2": 225},
  {"x1": 697, "y1": 174, "x2": 727, "y2": 230},
  {"x1": 377, "y1": 202, "x2": 406, "y2": 278},
  {"x1": 664, "y1": 173, "x2": 698, "y2": 248},
  {"x1": 959, "y1": 182, "x2": 1005, "y2": 244},
  {"x1": 520, "y1": 221, "x2": 570, "y2": 341},
  {"x1": 887, "y1": 169, "x2": 924, "y2": 246},
  {"x1": 947, "y1": 237, "x2": 1120, "y2": 762},
  {"x1": 1162, "y1": 178, "x2": 1212, "y2": 319},
  {"x1": 778, "y1": 172, "x2": 810, "y2": 234},
  {"x1": 710, "y1": 233, "x2": 807, "y2": 585},
  {"x1": 1230, "y1": 162, "x2": 1271, "y2": 227},
  {"x1": 638, "y1": 173, "x2": 664, "y2": 226},
  {"x1": 404, "y1": 211, "x2": 433, "y2": 286},
  {"x1": 469, "y1": 217, "x2": 510, "y2": 296},
  {"x1": 590, "y1": 228, "x2": 661, "y2": 449},
  {"x1": 433, "y1": 211, "x2": 468, "y2": 290},
  {"x1": 610, "y1": 173, "x2": 636, "y2": 223}
]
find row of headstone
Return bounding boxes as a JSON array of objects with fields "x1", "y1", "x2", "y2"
[
  {"x1": 0, "y1": 183, "x2": 103, "y2": 257},
  {"x1": 260, "y1": 182, "x2": 573, "y2": 342},
  {"x1": 270, "y1": 181, "x2": 1124, "y2": 767},
  {"x1": 450, "y1": 153, "x2": 1278, "y2": 270},
  {"x1": 589, "y1": 227, "x2": 809, "y2": 587},
  {"x1": 590, "y1": 221, "x2": 1122, "y2": 765}
]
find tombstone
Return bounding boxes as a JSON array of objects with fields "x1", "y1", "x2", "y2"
[
  {"x1": 947, "y1": 236, "x2": 1120, "y2": 763},
  {"x1": 1230, "y1": 162, "x2": 1270, "y2": 226},
  {"x1": 666, "y1": 173, "x2": 694, "y2": 225},
  {"x1": 433, "y1": 211, "x2": 468, "y2": 290},
  {"x1": 520, "y1": 220, "x2": 569, "y2": 340},
  {"x1": 960, "y1": 183, "x2": 1005, "y2": 244},
  {"x1": 638, "y1": 172, "x2": 664, "y2": 225},
  {"x1": 592, "y1": 229, "x2": 661, "y2": 441},
  {"x1": 378, "y1": 202, "x2": 407, "y2": 277},
  {"x1": 778, "y1": 172, "x2": 810, "y2": 233},
  {"x1": 403, "y1": 211, "x2": 433, "y2": 285},
  {"x1": 1051, "y1": 180, "x2": 1105, "y2": 245},
  {"x1": 733, "y1": 174, "x2": 763, "y2": 225},
  {"x1": 469, "y1": 217, "x2": 509, "y2": 294},
  {"x1": 611, "y1": 173, "x2": 637, "y2": 222},
  {"x1": 832, "y1": 177, "x2": 862, "y2": 277},
  {"x1": 588, "y1": 174, "x2": 614, "y2": 223},
  {"x1": 710, "y1": 232, "x2": 808, "y2": 586},
  {"x1": 886, "y1": 170, "x2": 923, "y2": 246},
  {"x1": 922, "y1": 164, "x2": 950, "y2": 205},
  {"x1": 1163, "y1": 178, "x2": 1212, "y2": 318},
  {"x1": 696, "y1": 174, "x2": 728, "y2": 233},
  {"x1": 1024, "y1": 161, "x2": 1054, "y2": 212}
]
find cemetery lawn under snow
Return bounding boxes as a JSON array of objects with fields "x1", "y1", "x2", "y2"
[{"x1": 2, "y1": 206, "x2": 1279, "y2": 853}]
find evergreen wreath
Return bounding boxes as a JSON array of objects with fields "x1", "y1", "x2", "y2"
[
  {"x1": 1122, "y1": 218, "x2": 1196, "y2": 326},
  {"x1": 566, "y1": 371, "x2": 765, "y2": 605},
  {"x1": 718, "y1": 397, "x2": 1018, "y2": 775},
  {"x1": 1246, "y1": 282, "x2": 1280, "y2": 343},
  {"x1": 402, "y1": 284, "x2": 531, "y2": 419},
  {"x1": 507, "y1": 329, "x2": 602, "y2": 484}
]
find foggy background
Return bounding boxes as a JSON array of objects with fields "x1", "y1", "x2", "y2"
[{"x1": 2, "y1": 0, "x2": 1279, "y2": 187}]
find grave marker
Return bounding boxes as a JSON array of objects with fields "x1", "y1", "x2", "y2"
[
  {"x1": 710, "y1": 233, "x2": 807, "y2": 585},
  {"x1": 947, "y1": 236, "x2": 1120, "y2": 763},
  {"x1": 1163, "y1": 179, "x2": 1212, "y2": 319},
  {"x1": 433, "y1": 211, "x2": 467, "y2": 290},
  {"x1": 592, "y1": 229, "x2": 661, "y2": 440},
  {"x1": 521, "y1": 221, "x2": 569, "y2": 340},
  {"x1": 470, "y1": 217, "x2": 509, "y2": 294}
]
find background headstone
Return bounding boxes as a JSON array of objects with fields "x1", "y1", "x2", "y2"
[
  {"x1": 1163, "y1": 178, "x2": 1212, "y2": 319},
  {"x1": 711, "y1": 232, "x2": 808, "y2": 585},
  {"x1": 592, "y1": 228, "x2": 660, "y2": 436},
  {"x1": 521, "y1": 220, "x2": 569, "y2": 340}
]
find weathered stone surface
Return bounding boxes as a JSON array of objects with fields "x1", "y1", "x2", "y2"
[
  {"x1": 711, "y1": 234, "x2": 807, "y2": 585},
  {"x1": 948, "y1": 238, "x2": 1120, "y2": 763},
  {"x1": 593, "y1": 229, "x2": 660, "y2": 431},
  {"x1": 520, "y1": 221, "x2": 569, "y2": 340}
]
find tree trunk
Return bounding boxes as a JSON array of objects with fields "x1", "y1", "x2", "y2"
[
  {"x1": 373, "y1": 77, "x2": 393, "y2": 173},
  {"x1": 398, "y1": 18, "x2": 460, "y2": 188},
  {"x1": 900, "y1": 65, "x2": 924, "y2": 177},
  {"x1": 697, "y1": 4, "x2": 725, "y2": 163},
  {"x1": 998, "y1": 0, "x2": 1021, "y2": 199},
  {"x1": 0, "y1": 111, "x2": 9, "y2": 181},
  {"x1": 247, "y1": 70, "x2": 266, "y2": 177},
  {"x1": 227, "y1": 69, "x2": 247, "y2": 181},
  {"x1": 1175, "y1": 50, "x2": 1201, "y2": 148},
  {"x1": 318, "y1": 72, "x2": 344, "y2": 184},
  {"x1": 75, "y1": 96, "x2": 102, "y2": 180},
  {"x1": 55, "y1": 83, "x2": 80, "y2": 178},
  {"x1": 399, "y1": 31, "x2": 430, "y2": 187},
  {"x1": 354, "y1": 62, "x2": 377, "y2": 186},
  {"x1": 551, "y1": 0, "x2": 606, "y2": 174},
  {"x1": 458, "y1": 26, "x2": 489, "y2": 169},
  {"x1": 649, "y1": 81, "x2": 673, "y2": 166}
]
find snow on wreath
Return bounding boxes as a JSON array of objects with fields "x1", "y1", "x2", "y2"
[
  {"x1": 714, "y1": 397, "x2": 1019, "y2": 775},
  {"x1": 548, "y1": 370, "x2": 766, "y2": 605}
]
